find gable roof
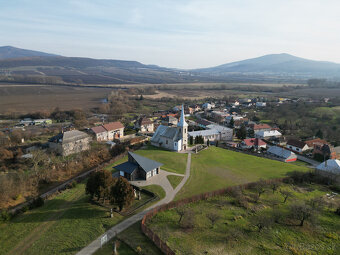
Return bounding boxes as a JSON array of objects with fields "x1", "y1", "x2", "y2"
[
  {"x1": 128, "y1": 152, "x2": 163, "y2": 173},
  {"x1": 139, "y1": 117, "x2": 153, "y2": 125},
  {"x1": 49, "y1": 130, "x2": 89, "y2": 144},
  {"x1": 114, "y1": 162, "x2": 138, "y2": 174},
  {"x1": 316, "y1": 159, "x2": 340, "y2": 174},
  {"x1": 287, "y1": 139, "x2": 308, "y2": 149},
  {"x1": 305, "y1": 138, "x2": 328, "y2": 147},
  {"x1": 267, "y1": 146, "x2": 296, "y2": 159},
  {"x1": 103, "y1": 121, "x2": 124, "y2": 131},
  {"x1": 243, "y1": 138, "x2": 266, "y2": 146},
  {"x1": 256, "y1": 130, "x2": 282, "y2": 137},
  {"x1": 151, "y1": 125, "x2": 182, "y2": 142},
  {"x1": 91, "y1": 125, "x2": 107, "y2": 134},
  {"x1": 251, "y1": 123, "x2": 271, "y2": 130}
]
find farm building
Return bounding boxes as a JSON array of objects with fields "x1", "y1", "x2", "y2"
[
  {"x1": 91, "y1": 121, "x2": 124, "y2": 141},
  {"x1": 115, "y1": 152, "x2": 163, "y2": 181},
  {"x1": 267, "y1": 146, "x2": 297, "y2": 162},
  {"x1": 316, "y1": 159, "x2": 340, "y2": 175}
]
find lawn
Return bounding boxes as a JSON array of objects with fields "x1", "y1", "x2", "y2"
[
  {"x1": 143, "y1": 185, "x2": 166, "y2": 200},
  {"x1": 167, "y1": 175, "x2": 184, "y2": 189},
  {"x1": 104, "y1": 146, "x2": 187, "y2": 175},
  {"x1": 0, "y1": 183, "x2": 124, "y2": 255},
  {"x1": 176, "y1": 147, "x2": 310, "y2": 200},
  {"x1": 148, "y1": 182, "x2": 340, "y2": 254},
  {"x1": 94, "y1": 239, "x2": 136, "y2": 255}
]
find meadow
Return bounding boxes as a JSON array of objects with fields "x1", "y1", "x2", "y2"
[{"x1": 176, "y1": 146, "x2": 310, "y2": 200}]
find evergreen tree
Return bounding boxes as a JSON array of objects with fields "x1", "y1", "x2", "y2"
[
  {"x1": 315, "y1": 129, "x2": 323, "y2": 139},
  {"x1": 236, "y1": 124, "x2": 247, "y2": 140},
  {"x1": 189, "y1": 136, "x2": 194, "y2": 145},
  {"x1": 229, "y1": 117, "x2": 234, "y2": 128},
  {"x1": 110, "y1": 177, "x2": 135, "y2": 211}
]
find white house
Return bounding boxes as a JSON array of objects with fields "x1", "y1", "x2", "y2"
[
  {"x1": 206, "y1": 124, "x2": 233, "y2": 141},
  {"x1": 256, "y1": 102, "x2": 267, "y2": 107},
  {"x1": 255, "y1": 130, "x2": 282, "y2": 139},
  {"x1": 188, "y1": 129, "x2": 220, "y2": 143},
  {"x1": 286, "y1": 139, "x2": 309, "y2": 153},
  {"x1": 202, "y1": 103, "x2": 212, "y2": 110}
]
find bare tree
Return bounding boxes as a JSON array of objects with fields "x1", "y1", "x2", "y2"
[
  {"x1": 254, "y1": 180, "x2": 266, "y2": 198},
  {"x1": 251, "y1": 214, "x2": 273, "y2": 232},
  {"x1": 175, "y1": 207, "x2": 186, "y2": 224},
  {"x1": 206, "y1": 212, "x2": 221, "y2": 228},
  {"x1": 290, "y1": 202, "x2": 314, "y2": 226},
  {"x1": 271, "y1": 182, "x2": 280, "y2": 194},
  {"x1": 280, "y1": 190, "x2": 292, "y2": 203}
]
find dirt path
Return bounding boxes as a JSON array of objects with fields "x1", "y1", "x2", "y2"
[{"x1": 7, "y1": 188, "x2": 84, "y2": 255}]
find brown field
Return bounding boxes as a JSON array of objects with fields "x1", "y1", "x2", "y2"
[{"x1": 0, "y1": 84, "x2": 113, "y2": 114}]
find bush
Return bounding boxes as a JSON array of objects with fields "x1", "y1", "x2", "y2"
[
  {"x1": 1, "y1": 210, "x2": 11, "y2": 221},
  {"x1": 180, "y1": 209, "x2": 195, "y2": 230},
  {"x1": 335, "y1": 207, "x2": 340, "y2": 216},
  {"x1": 31, "y1": 196, "x2": 44, "y2": 208}
]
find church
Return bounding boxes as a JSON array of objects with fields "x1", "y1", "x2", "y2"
[{"x1": 151, "y1": 105, "x2": 188, "y2": 152}]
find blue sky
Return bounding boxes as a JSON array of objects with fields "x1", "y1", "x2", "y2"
[{"x1": 1, "y1": 0, "x2": 340, "y2": 68}]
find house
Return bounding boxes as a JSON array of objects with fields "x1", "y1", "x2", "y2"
[
  {"x1": 115, "y1": 152, "x2": 163, "y2": 181},
  {"x1": 316, "y1": 159, "x2": 340, "y2": 175},
  {"x1": 103, "y1": 122, "x2": 124, "y2": 140},
  {"x1": 286, "y1": 139, "x2": 309, "y2": 153},
  {"x1": 188, "y1": 129, "x2": 220, "y2": 143},
  {"x1": 202, "y1": 103, "x2": 212, "y2": 110},
  {"x1": 161, "y1": 115, "x2": 178, "y2": 126},
  {"x1": 91, "y1": 125, "x2": 108, "y2": 141},
  {"x1": 306, "y1": 138, "x2": 337, "y2": 159},
  {"x1": 49, "y1": 130, "x2": 91, "y2": 156},
  {"x1": 240, "y1": 138, "x2": 266, "y2": 150},
  {"x1": 267, "y1": 146, "x2": 297, "y2": 162},
  {"x1": 195, "y1": 119, "x2": 213, "y2": 129},
  {"x1": 249, "y1": 123, "x2": 272, "y2": 132},
  {"x1": 211, "y1": 111, "x2": 230, "y2": 123},
  {"x1": 255, "y1": 130, "x2": 282, "y2": 139},
  {"x1": 135, "y1": 117, "x2": 154, "y2": 133},
  {"x1": 151, "y1": 105, "x2": 188, "y2": 151},
  {"x1": 206, "y1": 124, "x2": 233, "y2": 141}
]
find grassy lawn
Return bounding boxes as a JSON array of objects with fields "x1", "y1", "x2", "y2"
[
  {"x1": 0, "y1": 183, "x2": 125, "y2": 255},
  {"x1": 167, "y1": 175, "x2": 184, "y2": 189},
  {"x1": 148, "y1": 182, "x2": 340, "y2": 254},
  {"x1": 143, "y1": 185, "x2": 166, "y2": 200},
  {"x1": 104, "y1": 156, "x2": 128, "y2": 173},
  {"x1": 176, "y1": 147, "x2": 310, "y2": 200},
  {"x1": 134, "y1": 145, "x2": 187, "y2": 174}
]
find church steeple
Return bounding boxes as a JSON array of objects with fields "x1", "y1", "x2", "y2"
[{"x1": 178, "y1": 105, "x2": 188, "y2": 127}]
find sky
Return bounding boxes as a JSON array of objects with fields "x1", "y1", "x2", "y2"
[{"x1": 1, "y1": 0, "x2": 340, "y2": 68}]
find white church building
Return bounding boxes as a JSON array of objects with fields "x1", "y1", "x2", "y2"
[{"x1": 151, "y1": 105, "x2": 188, "y2": 152}]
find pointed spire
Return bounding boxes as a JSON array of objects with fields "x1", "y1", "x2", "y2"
[{"x1": 178, "y1": 104, "x2": 188, "y2": 127}]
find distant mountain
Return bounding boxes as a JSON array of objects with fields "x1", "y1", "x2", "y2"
[
  {"x1": 0, "y1": 46, "x2": 58, "y2": 59},
  {"x1": 1, "y1": 46, "x2": 340, "y2": 85},
  {"x1": 193, "y1": 53, "x2": 340, "y2": 79}
]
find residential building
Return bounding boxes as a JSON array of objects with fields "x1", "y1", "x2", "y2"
[
  {"x1": 135, "y1": 117, "x2": 154, "y2": 133},
  {"x1": 115, "y1": 152, "x2": 163, "y2": 181},
  {"x1": 316, "y1": 159, "x2": 340, "y2": 175},
  {"x1": 306, "y1": 138, "x2": 337, "y2": 159},
  {"x1": 195, "y1": 119, "x2": 213, "y2": 129},
  {"x1": 249, "y1": 123, "x2": 272, "y2": 132},
  {"x1": 202, "y1": 103, "x2": 212, "y2": 110},
  {"x1": 267, "y1": 146, "x2": 297, "y2": 162},
  {"x1": 151, "y1": 105, "x2": 188, "y2": 151},
  {"x1": 91, "y1": 126, "x2": 108, "y2": 141},
  {"x1": 161, "y1": 115, "x2": 178, "y2": 126},
  {"x1": 240, "y1": 138, "x2": 266, "y2": 150},
  {"x1": 188, "y1": 129, "x2": 220, "y2": 143},
  {"x1": 49, "y1": 130, "x2": 91, "y2": 156},
  {"x1": 255, "y1": 130, "x2": 282, "y2": 139},
  {"x1": 286, "y1": 139, "x2": 309, "y2": 153},
  {"x1": 103, "y1": 122, "x2": 124, "y2": 140},
  {"x1": 206, "y1": 124, "x2": 233, "y2": 141},
  {"x1": 256, "y1": 102, "x2": 267, "y2": 107}
]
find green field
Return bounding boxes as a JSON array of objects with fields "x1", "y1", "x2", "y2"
[
  {"x1": 176, "y1": 147, "x2": 310, "y2": 200},
  {"x1": 143, "y1": 185, "x2": 166, "y2": 200},
  {"x1": 148, "y1": 182, "x2": 340, "y2": 254},
  {"x1": 0, "y1": 183, "x2": 123, "y2": 255},
  {"x1": 104, "y1": 146, "x2": 187, "y2": 175},
  {"x1": 167, "y1": 175, "x2": 184, "y2": 189}
]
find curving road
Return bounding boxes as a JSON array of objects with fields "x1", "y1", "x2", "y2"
[{"x1": 76, "y1": 152, "x2": 192, "y2": 255}]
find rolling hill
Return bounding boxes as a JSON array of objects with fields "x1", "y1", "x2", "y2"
[{"x1": 1, "y1": 46, "x2": 340, "y2": 84}]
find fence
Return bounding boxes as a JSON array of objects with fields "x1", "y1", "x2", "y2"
[{"x1": 140, "y1": 178, "x2": 285, "y2": 255}]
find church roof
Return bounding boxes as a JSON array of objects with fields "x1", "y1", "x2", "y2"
[
  {"x1": 151, "y1": 125, "x2": 182, "y2": 142},
  {"x1": 178, "y1": 105, "x2": 188, "y2": 127}
]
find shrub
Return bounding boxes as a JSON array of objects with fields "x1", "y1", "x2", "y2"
[
  {"x1": 180, "y1": 209, "x2": 195, "y2": 230},
  {"x1": 32, "y1": 196, "x2": 45, "y2": 208},
  {"x1": 1, "y1": 210, "x2": 11, "y2": 221}
]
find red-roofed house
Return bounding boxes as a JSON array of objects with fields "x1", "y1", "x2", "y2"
[
  {"x1": 249, "y1": 123, "x2": 272, "y2": 132},
  {"x1": 91, "y1": 126, "x2": 108, "y2": 141},
  {"x1": 103, "y1": 122, "x2": 124, "y2": 140},
  {"x1": 240, "y1": 138, "x2": 267, "y2": 150}
]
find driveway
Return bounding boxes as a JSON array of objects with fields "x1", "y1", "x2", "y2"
[{"x1": 76, "y1": 152, "x2": 192, "y2": 255}]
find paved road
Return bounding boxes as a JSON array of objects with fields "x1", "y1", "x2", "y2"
[
  {"x1": 297, "y1": 154, "x2": 320, "y2": 167},
  {"x1": 76, "y1": 152, "x2": 192, "y2": 255}
]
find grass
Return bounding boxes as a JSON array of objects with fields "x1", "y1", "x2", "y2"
[
  {"x1": 176, "y1": 147, "x2": 310, "y2": 200},
  {"x1": 143, "y1": 185, "x2": 166, "y2": 200},
  {"x1": 0, "y1": 183, "x2": 125, "y2": 255},
  {"x1": 134, "y1": 145, "x2": 187, "y2": 174},
  {"x1": 167, "y1": 175, "x2": 184, "y2": 189},
  {"x1": 117, "y1": 222, "x2": 162, "y2": 255},
  {"x1": 148, "y1": 182, "x2": 340, "y2": 255},
  {"x1": 104, "y1": 156, "x2": 128, "y2": 173}
]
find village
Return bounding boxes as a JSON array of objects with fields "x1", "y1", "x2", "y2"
[{"x1": 0, "y1": 94, "x2": 340, "y2": 255}]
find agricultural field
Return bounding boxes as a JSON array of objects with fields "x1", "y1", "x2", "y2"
[
  {"x1": 148, "y1": 182, "x2": 340, "y2": 255},
  {"x1": 176, "y1": 147, "x2": 310, "y2": 200}
]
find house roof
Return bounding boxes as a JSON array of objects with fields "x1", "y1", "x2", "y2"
[
  {"x1": 267, "y1": 146, "x2": 296, "y2": 159},
  {"x1": 114, "y1": 162, "x2": 138, "y2": 174},
  {"x1": 91, "y1": 125, "x2": 107, "y2": 134},
  {"x1": 196, "y1": 119, "x2": 212, "y2": 126},
  {"x1": 255, "y1": 130, "x2": 282, "y2": 137},
  {"x1": 287, "y1": 139, "x2": 308, "y2": 149},
  {"x1": 243, "y1": 138, "x2": 266, "y2": 147},
  {"x1": 251, "y1": 124, "x2": 271, "y2": 130},
  {"x1": 128, "y1": 152, "x2": 163, "y2": 173},
  {"x1": 188, "y1": 129, "x2": 219, "y2": 138},
  {"x1": 206, "y1": 124, "x2": 232, "y2": 132},
  {"x1": 49, "y1": 130, "x2": 89, "y2": 144},
  {"x1": 103, "y1": 121, "x2": 124, "y2": 131},
  {"x1": 305, "y1": 138, "x2": 328, "y2": 147},
  {"x1": 316, "y1": 159, "x2": 340, "y2": 174},
  {"x1": 139, "y1": 118, "x2": 153, "y2": 126}
]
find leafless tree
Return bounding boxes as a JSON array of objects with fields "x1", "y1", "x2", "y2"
[{"x1": 206, "y1": 212, "x2": 221, "y2": 228}]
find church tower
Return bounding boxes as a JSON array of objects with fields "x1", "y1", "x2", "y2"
[{"x1": 178, "y1": 105, "x2": 188, "y2": 150}]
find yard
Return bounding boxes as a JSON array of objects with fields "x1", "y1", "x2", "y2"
[
  {"x1": 176, "y1": 146, "x2": 310, "y2": 200},
  {"x1": 148, "y1": 182, "x2": 340, "y2": 254}
]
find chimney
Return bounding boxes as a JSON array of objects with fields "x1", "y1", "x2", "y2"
[{"x1": 325, "y1": 160, "x2": 328, "y2": 167}]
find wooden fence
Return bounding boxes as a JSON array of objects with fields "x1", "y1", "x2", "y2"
[{"x1": 140, "y1": 178, "x2": 285, "y2": 255}]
